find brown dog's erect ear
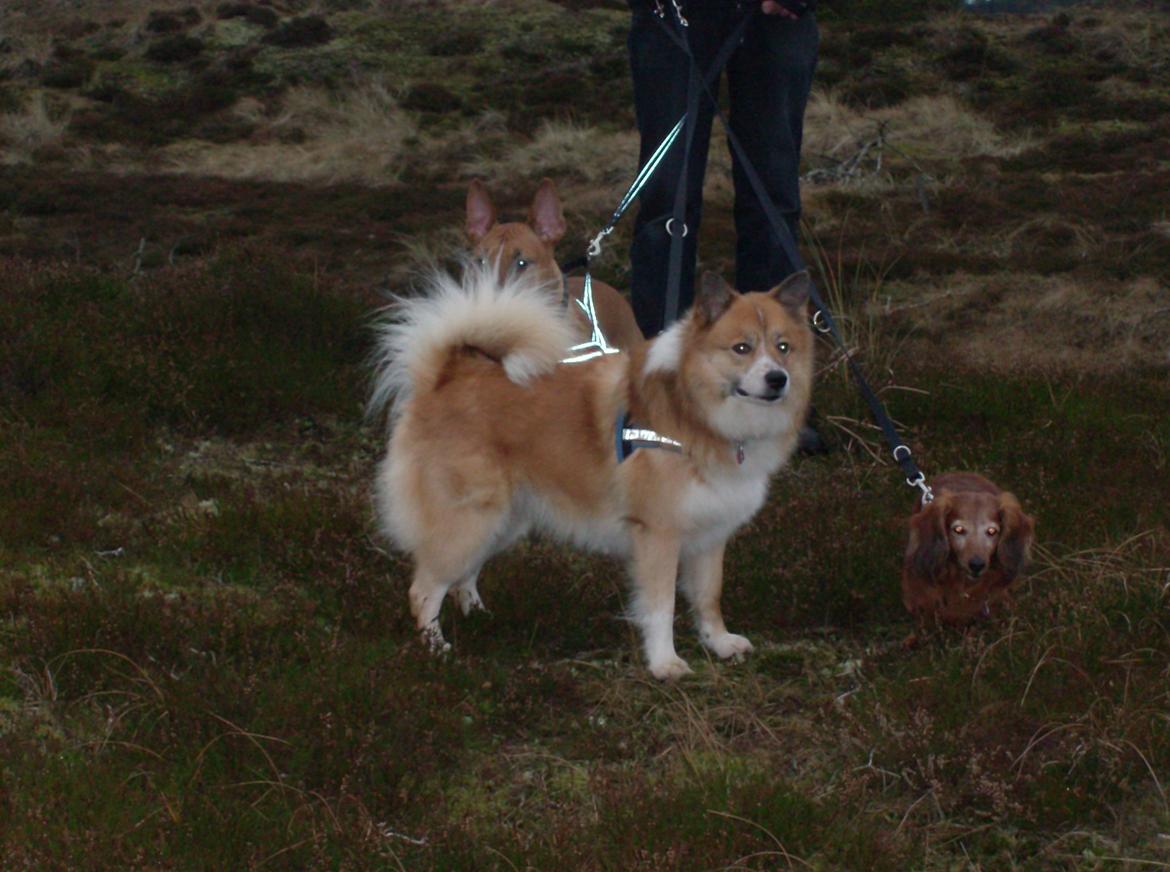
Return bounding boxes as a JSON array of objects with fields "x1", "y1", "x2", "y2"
[
  {"x1": 696, "y1": 271, "x2": 735, "y2": 326},
  {"x1": 528, "y1": 178, "x2": 566, "y2": 244},
  {"x1": 465, "y1": 179, "x2": 496, "y2": 243},
  {"x1": 994, "y1": 491, "x2": 1035, "y2": 586},
  {"x1": 906, "y1": 495, "x2": 951, "y2": 582},
  {"x1": 771, "y1": 270, "x2": 813, "y2": 313}
]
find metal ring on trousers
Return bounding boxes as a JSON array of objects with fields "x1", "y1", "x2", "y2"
[{"x1": 665, "y1": 218, "x2": 688, "y2": 238}]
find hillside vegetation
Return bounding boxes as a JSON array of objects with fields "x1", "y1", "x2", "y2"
[{"x1": 1, "y1": 1, "x2": 1168, "y2": 868}]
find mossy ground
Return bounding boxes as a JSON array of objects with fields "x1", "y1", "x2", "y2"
[{"x1": 2, "y1": 1, "x2": 1169, "y2": 868}]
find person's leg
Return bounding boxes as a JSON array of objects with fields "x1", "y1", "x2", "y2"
[
  {"x1": 727, "y1": 10, "x2": 826, "y2": 457},
  {"x1": 627, "y1": 2, "x2": 726, "y2": 336},
  {"x1": 726, "y1": 10, "x2": 819, "y2": 292}
]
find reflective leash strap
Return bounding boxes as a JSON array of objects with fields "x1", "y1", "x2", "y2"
[
  {"x1": 583, "y1": 6, "x2": 749, "y2": 268},
  {"x1": 655, "y1": 6, "x2": 933, "y2": 499},
  {"x1": 587, "y1": 115, "x2": 687, "y2": 262},
  {"x1": 561, "y1": 273, "x2": 622, "y2": 364}
]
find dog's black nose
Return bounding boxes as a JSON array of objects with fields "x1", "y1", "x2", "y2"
[
  {"x1": 765, "y1": 369, "x2": 788, "y2": 392},
  {"x1": 968, "y1": 557, "x2": 987, "y2": 577}
]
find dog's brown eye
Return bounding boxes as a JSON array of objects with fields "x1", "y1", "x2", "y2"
[
  {"x1": 732, "y1": 342, "x2": 752, "y2": 355},
  {"x1": 987, "y1": 526, "x2": 999, "y2": 537},
  {"x1": 952, "y1": 524, "x2": 966, "y2": 535},
  {"x1": 777, "y1": 340, "x2": 790, "y2": 355}
]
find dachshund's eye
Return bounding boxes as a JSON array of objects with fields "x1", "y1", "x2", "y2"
[
  {"x1": 952, "y1": 524, "x2": 966, "y2": 535},
  {"x1": 474, "y1": 256, "x2": 486, "y2": 267},
  {"x1": 987, "y1": 526, "x2": 999, "y2": 537},
  {"x1": 732, "y1": 342, "x2": 752, "y2": 355},
  {"x1": 515, "y1": 258, "x2": 529, "y2": 271},
  {"x1": 776, "y1": 340, "x2": 790, "y2": 355}
]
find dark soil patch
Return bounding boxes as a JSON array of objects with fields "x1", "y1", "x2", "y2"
[
  {"x1": 401, "y1": 82, "x2": 464, "y2": 115},
  {"x1": 428, "y1": 31, "x2": 484, "y2": 57},
  {"x1": 216, "y1": 2, "x2": 279, "y2": 29},
  {"x1": 40, "y1": 58, "x2": 94, "y2": 89},
  {"x1": 262, "y1": 15, "x2": 333, "y2": 48},
  {"x1": 1003, "y1": 118, "x2": 1170, "y2": 175},
  {"x1": 0, "y1": 168, "x2": 466, "y2": 288},
  {"x1": 144, "y1": 7, "x2": 202, "y2": 34},
  {"x1": 144, "y1": 34, "x2": 206, "y2": 64}
]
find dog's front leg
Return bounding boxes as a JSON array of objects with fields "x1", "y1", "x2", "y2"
[
  {"x1": 680, "y1": 542, "x2": 753, "y2": 661},
  {"x1": 629, "y1": 526, "x2": 691, "y2": 680}
]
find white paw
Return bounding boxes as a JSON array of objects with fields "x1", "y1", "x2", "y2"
[
  {"x1": 648, "y1": 655, "x2": 693, "y2": 681},
  {"x1": 421, "y1": 622, "x2": 451, "y2": 655},
  {"x1": 704, "y1": 632, "x2": 754, "y2": 660},
  {"x1": 453, "y1": 586, "x2": 485, "y2": 616}
]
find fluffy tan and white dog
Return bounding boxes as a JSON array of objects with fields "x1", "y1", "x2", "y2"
[{"x1": 370, "y1": 263, "x2": 813, "y2": 679}]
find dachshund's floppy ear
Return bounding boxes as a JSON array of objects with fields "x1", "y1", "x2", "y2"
[
  {"x1": 995, "y1": 491, "x2": 1035, "y2": 585},
  {"x1": 906, "y1": 495, "x2": 951, "y2": 582}
]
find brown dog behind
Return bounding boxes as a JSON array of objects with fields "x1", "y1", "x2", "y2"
[
  {"x1": 902, "y1": 472, "x2": 1035, "y2": 626},
  {"x1": 465, "y1": 178, "x2": 645, "y2": 352}
]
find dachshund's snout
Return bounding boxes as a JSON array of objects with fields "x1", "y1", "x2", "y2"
[{"x1": 968, "y1": 557, "x2": 987, "y2": 577}]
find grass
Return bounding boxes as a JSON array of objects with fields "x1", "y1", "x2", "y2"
[
  {"x1": 159, "y1": 78, "x2": 418, "y2": 186},
  {"x1": 2, "y1": 0, "x2": 1170, "y2": 868}
]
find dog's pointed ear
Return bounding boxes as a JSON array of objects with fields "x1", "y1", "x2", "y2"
[
  {"x1": 528, "y1": 178, "x2": 566, "y2": 244},
  {"x1": 696, "y1": 271, "x2": 735, "y2": 326},
  {"x1": 771, "y1": 270, "x2": 813, "y2": 313},
  {"x1": 466, "y1": 179, "x2": 496, "y2": 243},
  {"x1": 906, "y1": 495, "x2": 951, "y2": 582},
  {"x1": 995, "y1": 491, "x2": 1035, "y2": 585}
]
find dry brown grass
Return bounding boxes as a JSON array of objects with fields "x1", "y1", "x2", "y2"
[
  {"x1": 890, "y1": 272, "x2": 1170, "y2": 374},
  {"x1": 803, "y1": 91, "x2": 1029, "y2": 190},
  {"x1": 0, "y1": 92, "x2": 70, "y2": 164},
  {"x1": 158, "y1": 79, "x2": 416, "y2": 186},
  {"x1": 1079, "y1": 10, "x2": 1170, "y2": 68},
  {"x1": 460, "y1": 120, "x2": 638, "y2": 197}
]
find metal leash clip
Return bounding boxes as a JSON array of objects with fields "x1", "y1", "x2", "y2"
[
  {"x1": 907, "y1": 472, "x2": 935, "y2": 504},
  {"x1": 894, "y1": 446, "x2": 935, "y2": 504},
  {"x1": 587, "y1": 226, "x2": 612, "y2": 260}
]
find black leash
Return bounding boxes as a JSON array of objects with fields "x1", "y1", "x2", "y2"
[
  {"x1": 652, "y1": 5, "x2": 934, "y2": 502},
  {"x1": 659, "y1": 7, "x2": 757, "y2": 327}
]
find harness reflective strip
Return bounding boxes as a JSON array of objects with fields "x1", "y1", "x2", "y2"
[
  {"x1": 561, "y1": 273, "x2": 621, "y2": 364},
  {"x1": 614, "y1": 411, "x2": 684, "y2": 463},
  {"x1": 622, "y1": 429, "x2": 683, "y2": 452}
]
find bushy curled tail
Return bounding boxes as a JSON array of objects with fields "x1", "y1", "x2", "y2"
[{"x1": 368, "y1": 259, "x2": 574, "y2": 421}]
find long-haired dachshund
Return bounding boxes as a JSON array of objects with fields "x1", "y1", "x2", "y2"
[{"x1": 902, "y1": 472, "x2": 1035, "y2": 626}]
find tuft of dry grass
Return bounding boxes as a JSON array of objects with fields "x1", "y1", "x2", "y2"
[
  {"x1": 159, "y1": 79, "x2": 417, "y2": 186},
  {"x1": 460, "y1": 119, "x2": 638, "y2": 193},
  {"x1": 0, "y1": 93, "x2": 71, "y2": 165},
  {"x1": 803, "y1": 91, "x2": 1029, "y2": 187},
  {"x1": 888, "y1": 272, "x2": 1170, "y2": 375}
]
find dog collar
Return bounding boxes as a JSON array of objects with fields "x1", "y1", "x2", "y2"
[{"x1": 615, "y1": 410, "x2": 683, "y2": 463}]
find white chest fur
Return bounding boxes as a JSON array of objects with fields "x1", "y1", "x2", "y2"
[{"x1": 679, "y1": 441, "x2": 784, "y2": 554}]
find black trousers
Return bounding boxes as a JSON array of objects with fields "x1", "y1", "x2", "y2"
[{"x1": 627, "y1": 1, "x2": 819, "y2": 336}]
